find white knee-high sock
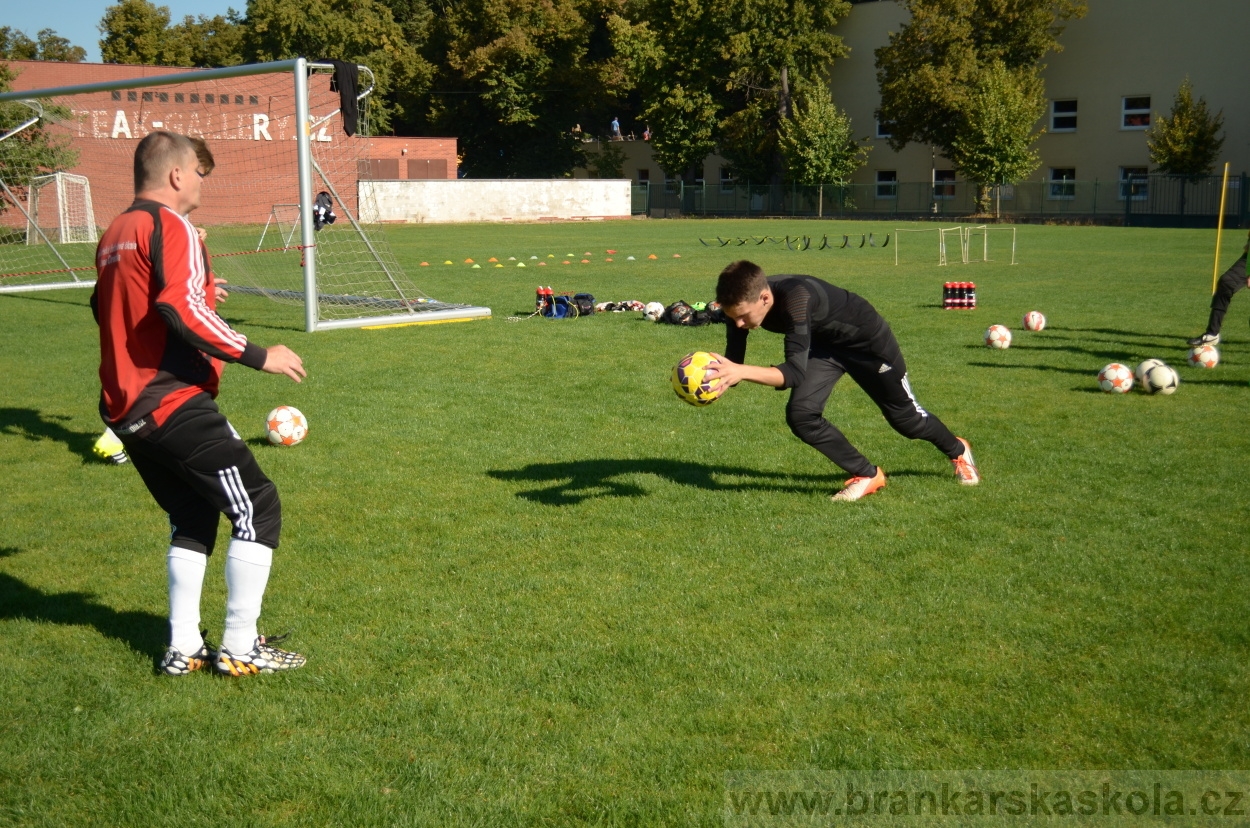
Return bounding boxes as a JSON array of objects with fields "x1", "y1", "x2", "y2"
[
  {"x1": 167, "y1": 546, "x2": 208, "y2": 654},
  {"x1": 222, "y1": 539, "x2": 273, "y2": 654}
]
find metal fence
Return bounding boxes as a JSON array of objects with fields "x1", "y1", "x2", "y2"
[{"x1": 629, "y1": 173, "x2": 1248, "y2": 227}]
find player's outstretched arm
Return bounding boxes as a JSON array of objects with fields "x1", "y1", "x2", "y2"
[
  {"x1": 262, "y1": 345, "x2": 307, "y2": 383},
  {"x1": 706, "y1": 354, "x2": 785, "y2": 389}
]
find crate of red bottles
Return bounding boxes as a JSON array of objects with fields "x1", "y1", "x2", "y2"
[{"x1": 942, "y1": 281, "x2": 976, "y2": 310}]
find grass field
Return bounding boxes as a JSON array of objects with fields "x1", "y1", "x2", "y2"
[{"x1": 2, "y1": 219, "x2": 1248, "y2": 826}]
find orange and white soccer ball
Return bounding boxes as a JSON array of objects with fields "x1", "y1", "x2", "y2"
[
  {"x1": 1187, "y1": 344, "x2": 1219, "y2": 369},
  {"x1": 1097, "y1": 363, "x2": 1134, "y2": 393},
  {"x1": 1023, "y1": 311, "x2": 1046, "y2": 331},
  {"x1": 265, "y1": 405, "x2": 308, "y2": 446},
  {"x1": 985, "y1": 325, "x2": 1012, "y2": 349}
]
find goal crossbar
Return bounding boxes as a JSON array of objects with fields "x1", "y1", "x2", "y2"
[{"x1": 0, "y1": 59, "x2": 492, "y2": 330}]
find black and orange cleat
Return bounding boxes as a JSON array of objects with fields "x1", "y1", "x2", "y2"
[
  {"x1": 214, "y1": 633, "x2": 306, "y2": 677},
  {"x1": 159, "y1": 632, "x2": 213, "y2": 676}
]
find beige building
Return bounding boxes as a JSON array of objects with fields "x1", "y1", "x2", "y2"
[{"x1": 581, "y1": 0, "x2": 1249, "y2": 211}]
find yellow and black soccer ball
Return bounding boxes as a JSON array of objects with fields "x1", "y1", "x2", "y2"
[{"x1": 671, "y1": 351, "x2": 726, "y2": 407}]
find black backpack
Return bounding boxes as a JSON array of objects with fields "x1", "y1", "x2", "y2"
[{"x1": 572, "y1": 293, "x2": 596, "y2": 317}]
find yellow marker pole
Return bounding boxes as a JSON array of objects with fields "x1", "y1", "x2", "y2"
[{"x1": 1212, "y1": 161, "x2": 1231, "y2": 294}]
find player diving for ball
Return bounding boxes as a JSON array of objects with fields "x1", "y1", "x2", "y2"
[{"x1": 704, "y1": 260, "x2": 980, "y2": 501}]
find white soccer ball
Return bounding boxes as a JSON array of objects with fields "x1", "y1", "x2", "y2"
[
  {"x1": 1187, "y1": 344, "x2": 1219, "y2": 369},
  {"x1": 1142, "y1": 362, "x2": 1180, "y2": 395},
  {"x1": 265, "y1": 405, "x2": 308, "y2": 446},
  {"x1": 1097, "y1": 363, "x2": 1134, "y2": 394},
  {"x1": 644, "y1": 301, "x2": 665, "y2": 322},
  {"x1": 1023, "y1": 311, "x2": 1046, "y2": 331},
  {"x1": 984, "y1": 325, "x2": 1012, "y2": 349},
  {"x1": 1134, "y1": 359, "x2": 1166, "y2": 389}
]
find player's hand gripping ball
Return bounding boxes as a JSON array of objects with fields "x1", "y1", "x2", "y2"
[
  {"x1": 265, "y1": 405, "x2": 308, "y2": 446},
  {"x1": 1187, "y1": 344, "x2": 1219, "y2": 369},
  {"x1": 984, "y1": 325, "x2": 1012, "y2": 349},
  {"x1": 1023, "y1": 311, "x2": 1047, "y2": 331},
  {"x1": 1097, "y1": 363, "x2": 1134, "y2": 393},
  {"x1": 671, "y1": 351, "x2": 726, "y2": 407}
]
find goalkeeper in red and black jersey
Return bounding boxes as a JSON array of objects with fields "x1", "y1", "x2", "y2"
[
  {"x1": 705, "y1": 260, "x2": 980, "y2": 502},
  {"x1": 92, "y1": 130, "x2": 308, "y2": 676}
]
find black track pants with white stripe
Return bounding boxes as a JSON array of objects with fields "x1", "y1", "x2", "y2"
[
  {"x1": 118, "y1": 393, "x2": 281, "y2": 554},
  {"x1": 785, "y1": 336, "x2": 962, "y2": 478}
]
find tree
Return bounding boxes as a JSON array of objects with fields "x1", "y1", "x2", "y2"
[
  {"x1": 414, "y1": 0, "x2": 632, "y2": 177},
  {"x1": 99, "y1": 0, "x2": 180, "y2": 64},
  {"x1": 778, "y1": 86, "x2": 868, "y2": 215},
  {"x1": 625, "y1": 0, "x2": 851, "y2": 182},
  {"x1": 1147, "y1": 77, "x2": 1225, "y2": 179},
  {"x1": 946, "y1": 60, "x2": 1044, "y2": 213},
  {"x1": 0, "y1": 64, "x2": 79, "y2": 223},
  {"x1": 876, "y1": 0, "x2": 1084, "y2": 190},
  {"x1": 0, "y1": 27, "x2": 87, "y2": 62}
]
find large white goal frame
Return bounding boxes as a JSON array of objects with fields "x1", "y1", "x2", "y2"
[{"x1": 0, "y1": 58, "x2": 490, "y2": 330}]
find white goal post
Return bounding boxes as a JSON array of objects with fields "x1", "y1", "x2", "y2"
[
  {"x1": 894, "y1": 225, "x2": 1018, "y2": 266},
  {"x1": 0, "y1": 58, "x2": 490, "y2": 330}
]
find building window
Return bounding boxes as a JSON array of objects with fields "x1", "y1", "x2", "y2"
[
  {"x1": 637, "y1": 169, "x2": 649, "y2": 184},
  {"x1": 1122, "y1": 96, "x2": 1151, "y2": 129},
  {"x1": 249, "y1": 95, "x2": 258, "y2": 105},
  {"x1": 1049, "y1": 168, "x2": 1076, "y2": 199},
  {"x1": 876, "y1": 170, "x2": 898, "y2": 198},
  {"x1": 234, "y1": 95, "x2": 244, "y2": 105},
  {"x1": 875, "y1": 120, "x2": 893, "y2": 139},
  {"x1": 158, "y1": 92, "x2": 168, "y2": 102},
  {"x1": 142, "y1": 91, "x2": 153, "y2": 102},
  {"x1": 111, "y1": 91, "x2": 121, "y2": 101},
  {"x1": 1119, "y1": 167, "x2": 1148, "y2": 200},
  {"x1": 1051, "y1": 99, "x2": 1077, "y2": 131},
  {"x1": 174, "y1": 93, "x2": 184, "y2": 103},
  {"x1": 190, "y1": 93, "x2": 200, "y2": 103},
  {"x1": 720, "y1": 167, "x2": 735, "y2": 193},
  {"x1": 933, "y1": 170, "x2": 956, "y2": 200},
  {"x1": 205, "y1": 94, "x2": 214, "y2": 103},
  {"x1": 127, "y1": 91, "x2": 137, "y2": 101}
]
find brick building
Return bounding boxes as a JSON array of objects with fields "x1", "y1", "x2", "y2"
[{"x1": 5, "y1": 60, "x2": 456, "y2": 228}]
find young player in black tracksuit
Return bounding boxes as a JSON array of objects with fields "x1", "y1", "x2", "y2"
[
  {"x1": 1187, "y1": 230, "x2": 1250, "y2": 346},
  {"x1": 706, "y1": 260, "x2": 980, "y2": 501}
]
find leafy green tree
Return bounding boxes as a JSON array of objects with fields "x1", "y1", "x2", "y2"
[
  {"x1": 1147, "y1": 77, "x2": 1225, "y2": 179},
  {"x1": 946, "y1": 60, "x2": 1044, "y2": 213},
  {"x1": 586, "y1": 141, "x2": 626, "y2": 178},
  {"x1": 168, "y1": 12, "x2": 246, "y2": 67},
  {"x1": 242, "y1": 0, "x2": 432, "y2": 135},
  {"x1": 626, "y1": 0, "x2": 851, "y2": 182},
  {"x1": 0, "y1": 64, "x2": 79, "y2": 223},
  {"x1": 0, "y1": 27, "x2": 87, "y2": 62},
  {"x1": 99, "y1": 0, "x2": 179, "y2": 64},
  {"x1": 415, "y1": 0, "x2": 632, "y2": 177},
  {"x1": 875, "y1": 0, "x2": 1084, "y2": 189},
  {"x1": 778, "y1": 86, "x2": 867, "y2": 215}
]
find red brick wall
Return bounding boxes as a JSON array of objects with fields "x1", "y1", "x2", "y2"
[{"x1": 5, "y1": 60, "x2": 456, "y2": 230}]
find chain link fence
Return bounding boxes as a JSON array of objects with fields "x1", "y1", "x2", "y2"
[{"x1": 629, "y1": 173, "x2": 1248, "y2": 227}]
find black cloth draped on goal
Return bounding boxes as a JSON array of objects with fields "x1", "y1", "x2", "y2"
[{"x1": 326, "y1": 60, "x2": 359, "y2": 136}]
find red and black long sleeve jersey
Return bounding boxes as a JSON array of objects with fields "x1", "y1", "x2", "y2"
[{"x1": 91, "y1": 199, "x2": 268, "y2": 429}]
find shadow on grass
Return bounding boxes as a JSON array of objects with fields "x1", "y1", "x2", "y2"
[
  {"x1": 967, "y1": 361, "x2": 1092, "y2": 377},
  {"x1": 0, "y1": 572, "x2": 166, "y2": 663},
  {"x1": 0, "y1": 547, "x2": 19, "y2": 559},
  {"x1": 0, "y1": 292, "x2": 92, "y2": 309},
  {"x1": 0, "y1": 407, "x2": 99, "y2": 462},
  {"x1": 488, "y1": 458, "x2": 944, "y2": 506}
]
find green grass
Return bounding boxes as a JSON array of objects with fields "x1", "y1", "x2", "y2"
[{"x1": 1, "y1": 219, "x2": 1248, "y2": 826}]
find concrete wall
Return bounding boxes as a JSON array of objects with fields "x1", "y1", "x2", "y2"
[{"x1": 360, "y1": 179, "x2": 632, "y2": 223}]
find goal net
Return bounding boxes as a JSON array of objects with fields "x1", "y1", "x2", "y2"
[
  {"x1": 894, "y1": 225, "x2": 1018, "y2": 266},
  {"x1": 0, "y1": 59, "x2": 490, "y2": 329}
]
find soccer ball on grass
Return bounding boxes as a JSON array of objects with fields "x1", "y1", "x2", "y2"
[
  {"x1": 266, "y1": 405, "x2": 308, "y2": 446},
  {"x1": 1140, "y1": 362, "x2": 1179, "y2": 395},
  {"x1": 1022, "y1": 311, "x2": 1046, "y2": 331},
  {"x1": 984, "y1": 325, "x2": 1012, "y2": 349},
  {"x1": 1187, "y1": 344, "x2": 1219, "y2": 369},
  {"x1": 671, "y1": 351, "x2": 726, "y2": 407},
  {"x1": 1097, "y1": 363, "x2": 1133, "y2": 394}
]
